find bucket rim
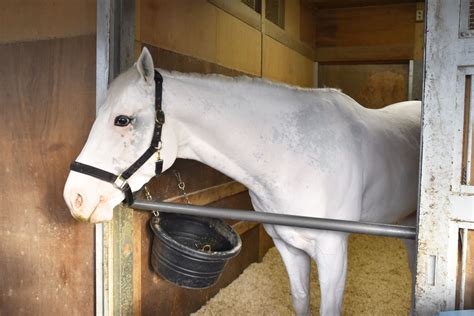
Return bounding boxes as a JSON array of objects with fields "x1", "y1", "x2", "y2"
[{"x1": 150, "y1": 214, "x2": 242, "y2": 260}]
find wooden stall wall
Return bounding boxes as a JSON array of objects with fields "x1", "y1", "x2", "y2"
[
  {"x1": 318, "y1": 63, "x2": 409, "y2": 108},
  {"x1": 134, "y1": 0, "x2": 314, "y2": 314},
  {"x1": 314, "y1": 3, "x2": 418, "y2": 62},
  {"x1": 313, "y1": 2, "x2": 425, "y2": 107},
  {"x1": 0, "y1": 1, "x2": 96, "y2": 314}
]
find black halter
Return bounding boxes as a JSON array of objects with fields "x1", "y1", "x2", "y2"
[{"x1": 70, "y1": 70, "x2": 165, "y2": 205}]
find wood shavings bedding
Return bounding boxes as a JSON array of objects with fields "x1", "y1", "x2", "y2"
[{"x1": 194, "y1": 234, "x2": 411, "y2": 315}]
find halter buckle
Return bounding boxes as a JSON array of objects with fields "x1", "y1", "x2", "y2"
[
  {"x1": 156, "y1": 110, "x2": 165, "y2": 125},
  {"x1": 113, "y1": 175, "x2": 129, "y2": 191},
  {"x1": 155, "y1": 141, "x2": 162, "y2": 151},
  {"x1": 155, "y1": 141, "x2": 163, "y2": 161}
]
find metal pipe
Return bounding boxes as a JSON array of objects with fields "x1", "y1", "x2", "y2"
[
  {"x1": 96, "y1": 0, "x2": 111, "y2": 314},
  {"x1": 132, "y1": 200, "x2": 416, "y2": 240}
]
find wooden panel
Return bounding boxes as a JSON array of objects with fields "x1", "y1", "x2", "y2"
[
  {"x1": 216, "y1": 9, "x2": 262, "y2": 76},
  {"x1": 318, "y1": 63, "x2": 409, "y2": 108},
  {"x1": 466, "y1": 231, "x2": 474, "y2": 308},
  {"x1": 140, "y1": 0, "x2": 218, "y2": 65},
  {"x1": 141, "y1": 0, "x2": 262, "y2": 75},
  {"x1": 0, "y1": 0, "x2": 95, "y2": 43},
  {"x1": 457, "y1": 230, "x2": 474, "y2": 309},
  {"x1": 262, "y1": 35, "x2": 314, "y2": 87},
  {"x1": 0, "y1": 35, "x2": 96, "y2": 314},
  {"x1": 284, "y1": 0, "x2": 301, "y2": 39},
  {"x1": 314, "y1": 4, "x2": 416, "y2": 62}
]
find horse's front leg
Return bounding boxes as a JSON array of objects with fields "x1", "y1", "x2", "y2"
[
  {"x1": 273, "y1": 238, "x2": 311, "y2": 316},
  {"x1": 310, "y1": 232, "x2": 349, "y2": 316}
]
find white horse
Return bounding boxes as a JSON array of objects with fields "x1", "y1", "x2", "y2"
[{"x1": 64, "y1": 48, "x2": 420, "y2": 315}]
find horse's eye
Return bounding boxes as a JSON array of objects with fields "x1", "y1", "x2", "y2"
[{"x1": 114, "y1": 115, "x2": 132, "y2": 127}]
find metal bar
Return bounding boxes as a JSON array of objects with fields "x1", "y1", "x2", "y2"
[
  {"x1": 132, "y1": 200, "x2": 416, "y2": 240},
  {"x1": 96, "y1": 0, "x2": 111, "y2": 110},
  {"x1": 109, "y1": 0, "x2": 121, "y2": 81},
  {"x1": 96, "y1": 0, "x2": 112, "y2": 315},
  {"x1": 459, "y1": 228, "x2": 468, "y2": 309},
  {"x1": 119, "y1": 0, "x2": 135, "y2": 72},
  {"x1": 466, "y1": 76, "x2": 473, "y2": 184}
]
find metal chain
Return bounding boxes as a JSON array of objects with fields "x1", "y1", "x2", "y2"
[
  {"x1": 173, "y1": 170, "x2": 190, "y2": 204},
  {"x1": 143, "y1": 185, "x2": 159, "y2": 217},
  {"x1": 142, "y1": 170, "x2": 189, "y2": 216},
  {"x1": 143, "y1": 186, "x2": 153, "y2": 201}
]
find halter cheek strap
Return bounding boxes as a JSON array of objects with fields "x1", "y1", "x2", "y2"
[{"x1": 70, "y1": 70, "x2": 165, "y2": 205}]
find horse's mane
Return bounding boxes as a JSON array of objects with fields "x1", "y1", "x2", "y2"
[{"x1": 158, "y1": 68, "x2": 341, "y2": 96}]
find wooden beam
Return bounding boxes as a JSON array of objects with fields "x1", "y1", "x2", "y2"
[
  {"x1": 232, "y1": 221, "x2": 259, "y2": 235},
  {"x1": 314, "y1": 44, "x2": 413, "y2": 62}
]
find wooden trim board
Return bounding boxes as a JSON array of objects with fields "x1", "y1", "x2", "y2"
[{"x1": 208, "y1": 0, "x2": 261, "y2": 30}]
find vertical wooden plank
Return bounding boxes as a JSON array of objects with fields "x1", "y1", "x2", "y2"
[
  {"x1": 258, "y1": 225, "x2": 274, "y2": 262},
  {"x1": 465, "y1": 231, "x2": 474, "y2": 308},
  {"x1": 132, "y1": 212, "x2": 142, "y2": 316},
  {"x1": 113, "y1": 206, "x2": 134, "y2": 314},
  {"x1": 0, "y1": 35, "x2": 96, "y2": 315},
  {"x1": 413, "y1": 2, "x2": 425, "y2": 61}
]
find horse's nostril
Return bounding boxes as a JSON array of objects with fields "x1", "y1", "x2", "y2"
[{"x1": 73, "y1": 193, "x2": 84, "y2": 210}]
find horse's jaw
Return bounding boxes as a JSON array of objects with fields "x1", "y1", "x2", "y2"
[{"x1": 63, "y1": 172, "x2": 124, "y2": 223}]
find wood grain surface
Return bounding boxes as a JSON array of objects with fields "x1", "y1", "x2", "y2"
[{"x1": 0, "y1": 35, "x2": 96, "y2": 314}]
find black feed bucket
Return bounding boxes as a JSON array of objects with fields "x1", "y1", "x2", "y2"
[{"x1": 150, "y1": 213, "x2": 242, "y2": 289}]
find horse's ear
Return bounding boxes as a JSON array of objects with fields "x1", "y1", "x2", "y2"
[{"x1": 136, "y1": 47, "x2": 154, "y2": 84}]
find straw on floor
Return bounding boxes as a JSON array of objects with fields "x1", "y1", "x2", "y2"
[{"x1": 194, "y1": 234, "x2": 411, "y2": 315}]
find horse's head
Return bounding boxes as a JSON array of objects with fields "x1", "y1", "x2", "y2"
[{"x1": 63, "y1": 48, "x2": 178, "y2": 223}]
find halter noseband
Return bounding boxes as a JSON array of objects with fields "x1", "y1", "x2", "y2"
[{"x1": 70, "y1": 70, "x2": 165, "y2": 205}]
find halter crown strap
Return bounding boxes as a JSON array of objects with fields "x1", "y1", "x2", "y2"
[{"x1": 69, "y1": 69, "x2": 165, "y2": 205}]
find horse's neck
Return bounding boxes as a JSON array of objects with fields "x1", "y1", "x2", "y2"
[{"x1": 164, "y1": 74, "x2": 272, "y2": 194}]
